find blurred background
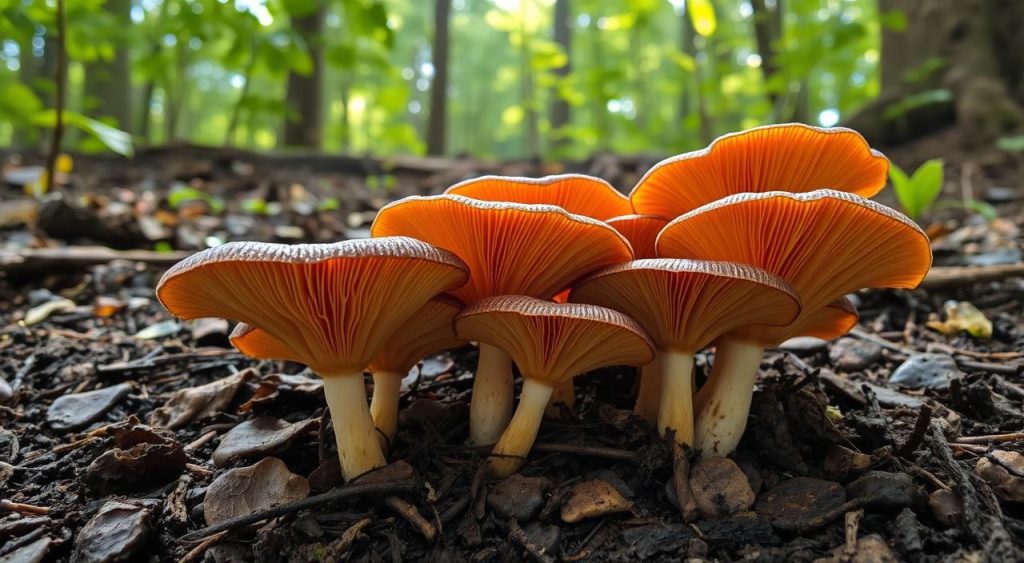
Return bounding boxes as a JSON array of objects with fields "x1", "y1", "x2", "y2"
[{"x1": 5, "y1": 0, "x2": 1017, "y2": 160}]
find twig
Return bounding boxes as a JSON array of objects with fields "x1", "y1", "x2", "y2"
[
  {"x1": 44, "y1": 0, "x2": 67, "y2": 194},
  {"x1": 0, "y1": 246, "x2": 192, "y2": 275},
  {"x1": 508, "y1": 518, "x2": 556, "y2": 563},
  {"x1": 921, "y1": 264, "x2": 1024, "y2": 290},
  {"x1": 98, "y1": 349, "x2": 242, "y2": 374},
  {"x1": 849, "y1": 329, "x2": 1020, "y2": 375},
  {"x1": 383, "y1": 495, "x2": 436, "y2": 541},
  {"x1": 178, "y1": 480, "x2": 416, "y2": 543},
  {"x1": 955, "y1": 432, "x2": 1024, "y2": 445},
  {"x1": 184, "y1": 430, "x2": 218, "y2": 452},
  {"x1": 532, "y1": 442, "x2": 639, "y2": 463},
  {"x1": 177, "y1": 530, "x2": 227, "y2": 563},
  {"x1": 0, "y1": 500, "x2": 50, "y2": 515},
  {"x1": 843, "y1": 509, "x2": 864, "y2": 556},
  {"x1": 898, "y1": 404, "x2": 933, "y2": 458}
]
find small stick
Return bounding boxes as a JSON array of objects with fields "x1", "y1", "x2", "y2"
[
  {"x1": 532, "y1": 442, "x2": 639, "y2": 463},
  {"x1": 0, "y1": 500, "x2": 50, "y2": 515},
  {"x1": 184, "y1": 430, "x2": 218, "y2": 452},
  {"x1": 178, "y1": 481, "x2": 416, "y2": 543},
  {"x1": 955, "y1": 432, "x2": 1024, "y2": 445},
  {"x1": 508, "y1": 518, "x2": 556, "y2": 563},
  {"x1": 178, "y1": 530, "x2": 227, "y2": 563},
  {"x1": 383, "y1": 495, "x2": 436, "y2": 541},
  {"x1": 899, "y1": 404, "x2": 933, "y2": 458},
  {"x1": 843, "y1": 509, "x2": 864, "y2": 555}
]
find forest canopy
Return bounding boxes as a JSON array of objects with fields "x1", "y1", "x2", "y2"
[{"x1": 1, "y1": 0, "x2": 889, "y2": 159}]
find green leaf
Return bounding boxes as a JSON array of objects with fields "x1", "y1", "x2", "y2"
[
  {"x1": 879, "y1": 10, "x2": 907, "y2": 31},
  {"x1": 890, "y1": 159, "x2": 943, "y2": 220},
  {"x1": 31, "y1": 110, "x2": 134, "y2": 157},
  {"x1": 997, "y1": 134, "x2": 1024, "y2": 152},
  {"x1": 687, "y1": 0, "x2": 717, "y2": 37}
]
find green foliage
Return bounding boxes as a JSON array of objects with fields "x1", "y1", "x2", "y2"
[
  {"x1": 996, "y1": 134, "x2": 1024, "y2": 152},
  {"x1": 890, "y1": 159, "x2": 944, "y2": 220}
]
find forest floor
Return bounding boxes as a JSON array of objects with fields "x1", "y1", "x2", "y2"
[{"x1": 1, "y1": 130, "x2": 1023, "y2": 562}]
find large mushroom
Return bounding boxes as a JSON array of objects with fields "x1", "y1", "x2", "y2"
[
  {"x1": 570, "y1": 259, "x2": 800, "y2": 445},
  {"x1": 455, "y1": 296, "x2": 654, "y2": 477},
  {"x1": 629, "y1": 123, "x2": 889, "y2": 219},
  {"x1": 657, "y1": 190, "x2": 931, "y2": 455},
  {"x1": 445, "y1": 174, "x2": 632, "y2": 220},
  {"x1": 157, "y1": 238, "x2": 469, "y2": 480},
  {"x1": 371, "y1": 195, "x2": 633, "y2": 445}
]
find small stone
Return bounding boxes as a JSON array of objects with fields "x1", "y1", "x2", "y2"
[
  {"x1": 889, "y1": 353, "x2": 961, "y2": 391},
  {"x1": 976, "y1": 451, "x2": 1024, "y2": 503},
  {"x1": 560, "y1": 479, "x2": 632, "y2": 523},
  {"x1": 929, "y1": 489, "x2": 961, "y2": 526},
  {"x1": 521, "y1": 521, "x2": 561, "y2": 555},
  {"x1": 0, "y1": 428, "x2": 19, "y2": 463},
  {"x1": 777, "y1": 336, "x2": 828, "y2": 356},
  {"x1": 72, "y1": 500, "x2": 155, "y2": 562},
  {"x1": 689, "y1": 457, "x2": 755, "y2": 518},
  {"x1": 0, "y1": 376, "x2": 12, "y2": 404},
  {"x1": 2, "y1": 536, "x2": 53, "y2": 563},
  {"x1": 487, "y1": 474, "x2": 550, "y2": 521},
  {"x1": 47, "y1": 383, "x2": 133, "y2": 431},
  {"x1": 191, "y1": 318, "x2": 230, "y2": 347},
  {"x1": 829, "y1": 338, "x2": 883, "y2": 372},
  {"x1": 212, "y1": 416, "x2": 319, "y2": 467},
  {"x1": 754, "y1": 477, "x2": 846, "y2": 529},
  {"x1": 0, "y1": 461, "x2": 14, "y2": 488},
  {"x1": 846, "y1": 471, "x2": 925, "y2": 509},
  {"x1": 983, "y1": 186, "x2": 1021, "y2": 203}
]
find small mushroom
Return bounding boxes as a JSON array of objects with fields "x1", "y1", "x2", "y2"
[
  {"x1": 158, "y1": 238, "x2": 469, "y2": 480},
  {"x1": 606, "y1": 214, "x2": 669, "y2": 259},
  {"x1": 629, "y1": 123, "x2": 889, "y2": 218},
  {"x1": 445, "y1": 174, "x2": 632, "y2": 220},
  {"x1": 455, "y1": 296, "x2": 654, "y2": 477},
  {"x1": 657, "y1": 190, "x2": 931, "y2": 456},
  {"x1": 372, "y1": 194, "x2": 633, "y2": 445},
  {"x1": 571, "y1": 259, "x2": 800, "y2": 445}
]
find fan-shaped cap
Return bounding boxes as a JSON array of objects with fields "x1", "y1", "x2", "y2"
[
  {"x1": 454, "y1": 296, "x2": 655, "y2": 387},
  {"x1": 570, "y1": 259, "x2": 801, "y2": 352},
  {"x1": 606, "y1": 214, "x2": 669, "y2": 259},
  {"x1": 445, "y1": 174, "x2": 631, "y2": 220},
  {"x1": 658, "y1": 190, "x2": 930, "y2": 345},
  {"x1": 231, "y1": 295, "x2": 466, "y2": 374},
  {"x1": 158, "y1": 237, "x2": 469, "y2": 374},
  {"x1": 371, "y1": 195, "x2": 633, "y2": 303},
  {"x1": 630, "y1": 124, "x2": 889, "y2": 218}
]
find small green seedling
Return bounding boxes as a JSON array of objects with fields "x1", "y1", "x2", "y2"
[{"x1": 890, "y1": 159, "x2": 943, "y2": 220}]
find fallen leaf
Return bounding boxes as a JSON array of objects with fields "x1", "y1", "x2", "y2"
[
  {"x1": 926, "y1": 300, "x2": 992, "y2": 338},
  {"x1": 689, "y1": 457, "x2": 755, "y2": 518},
  {"x1": 560, "y1": 479, "x2": 632, "y2": 523},
  {"x1": 132, "y1": 319, "x2": 181, "y2": 340},
  {"x1": 212, "y1": 416, "x2": 319, "y2": 467},
  {"x1": 22, "y1": 298, "x2": 75, "y2": 326},
  {"x1": 47, "y1": 382, "x2": 133, "y2": 431},
  {"x1": 85, "y1": 420, "x2": 186, "y2": 492},
  {"x1": 976, "y1": 451, "x2": 1024, "y2": 503},
  {"x1": 203, "y1": 457, "x2": 309, "y2": 526},
  {"x1": 72, "y1": 500, "x2": 155, "y2": 563},
  {"x1": 149, "y1": 368, "x2": 257, "y2": 429},
  {"x1": 487, "y1": 474, "x2": 551, "y2": 521}
]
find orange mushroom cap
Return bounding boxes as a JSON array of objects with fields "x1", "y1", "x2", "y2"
[
  {"x1": 231, "y1": 295, "x2": 466, "y2": 375},
  {"x1": 630, "y1": 124, "x2": 889, "y2": 218},
  {"x1": 795, "y1": 297, "x2": 859, "y2": 341},
  {"x1": 455, "y1": 296, "x2": 655, "y2": 387},
  {"x1": 445, "y1": 174, "x2": 632, "y2": 220},
  {"x1": 657, "y1": 190, "x2": 931, "y2": 345},
  {"x1": 570, "y1": 259, "x2": 801, "y2": 352},
  {"x1": 606, "y1": 214, "x2": 669, "y2": 259},
  {"x1": 371, "y1": 195, "x2": 634, "y2": 304},
  {"x1": 157, "y1": 237, "x2": 469, "y2": 374}
]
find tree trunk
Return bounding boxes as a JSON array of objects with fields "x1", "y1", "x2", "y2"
[
  {"x1": 681, "y1": 10, "x2": 712, "y2": 145},
  {"x1": 520, "y1": 12, "x2": 540, "y2": 159},
  {"x1": 549, "y1": 0, "x2": 571, "y2": 149},
  {"x1": 750, "y1": 0, "x2": 781, "y2": 117},
  {"x1": 846, "y1": 0, "x2": 1024, "y2": 147},
  {"x1": 282, "y1": 5, "x2": 325, "y2": 148},
  {"x1": 426, "y1": 0, "x2": 450, "y2": 155},
  {"x1": 83, "y1": 0, "x2": 132, "y2": 133}
]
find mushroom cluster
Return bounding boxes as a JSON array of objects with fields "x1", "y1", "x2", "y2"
[{"x1": 157, "y1": 123, "x2": 931, "y2": 486}]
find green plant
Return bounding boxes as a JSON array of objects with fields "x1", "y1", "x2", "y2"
[{"x1": 889, "y1": 159, "x2": 944, "y2": 220}]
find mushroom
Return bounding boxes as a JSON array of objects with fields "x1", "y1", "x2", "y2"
[
  {"x1": 455, "y1": 296, "x2": 654, "y2": 477},
  {"x1": 371, "y1": 195, "x2": 633, "y2": 445},
  {"x1": 445, "y1": 174, "x2": 632, "y2": 220},
  {"x1": 629, "y1": 123, "x2": 889, "y2": 219},
  {"x1": 570, "y1": 259, "x2": 800, "y2": 445},
  {"x1": 657, "y1": 190, "x2": 931, "y2": 455},
  {"x1": 605, "y1": 214, "x2": 669, "y2": 260},
  {"x1": 157, "y1": 238, "x2": 469, "y2": 480}
]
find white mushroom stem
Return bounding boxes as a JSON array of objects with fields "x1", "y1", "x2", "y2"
[
  {"x1": 487, "y1": 377, "x2": 554, "y2": 478},
  {"x1": 469, "y1": 343, "x2": 514, "y2": 445},
  {"x1": 693, "y1": 338, "x2": 766, "y2": 456},
  {"x1": 656, "y1": 350, "x2": 696, "y2": 446},
  {"x1": 321, "y1": 371, "x2": 388, "y2": 481},
  {"x1": 545, "y1": 381, "x2": 575, "y2": 418},
  {"x1": 369, "y1": 369, "x2": 404, "y2": 442},
  {"x1": 634, "y1": 360, "x2": 662, "y2": 425}
]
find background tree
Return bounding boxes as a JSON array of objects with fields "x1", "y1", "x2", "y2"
[{"x1": 426, "y1": 0, "x2": 450, "y2": 155}]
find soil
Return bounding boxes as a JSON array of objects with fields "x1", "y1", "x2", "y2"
[{"x1": 1, "y1": 132, "x2": 1023, "y2": 562}]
